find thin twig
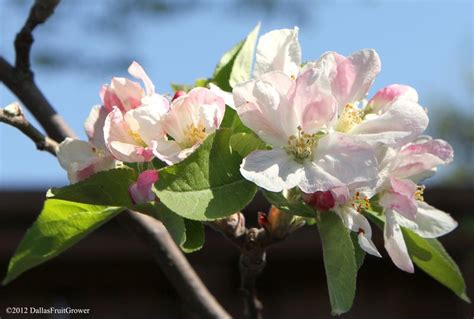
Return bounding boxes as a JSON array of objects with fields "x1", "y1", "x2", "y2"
[
  {"x1": 0, "y1": 2, "x2": 231, "y2": 318},
  {"x1": 0, "y1": 102, "x2": 58, "y2": 155},
  {"x1": 209, "y1": 214, "x2": 282, "y2": 319}
]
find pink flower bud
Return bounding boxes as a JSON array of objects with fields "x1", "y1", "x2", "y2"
[
  {"x1": 172, "y1": 90, "x2": 186, "y2": 101},
  {"x1": 303, "y1": 191, "x2": 336, "y2": 212},
  {"x1": 129, "y1": 170, "x2": 159, "y2": 204}
]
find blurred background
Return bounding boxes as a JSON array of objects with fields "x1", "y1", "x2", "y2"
[{"x1": 0, "y1": 0, "x2": 473, "y2": 318}]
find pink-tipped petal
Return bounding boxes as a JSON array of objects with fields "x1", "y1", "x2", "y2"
[
  {"x1": 316, "y1": 49, "x2": 381, "y2": 110},
  {"x1": 57, "y1": 138, "x2": 116, "y2": 184},
  {"x1": 379, "y1": 177, "x2": 418, "y2": 220},
  {"x1": 392, "y1": 138, "x2": 454, "y2": 179},
  {"x1": 368, "y1": 84, "x2": 418, "y2": 113},
  {"x1": 288, "y1": 67, "x2": 337, "y2": 134},
  {"x1": 100, "y1": 85, "x2": 125, "y2": 113}
]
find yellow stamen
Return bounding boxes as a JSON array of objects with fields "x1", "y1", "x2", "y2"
[
  {"x1": 415, "y1": 185, "x2": 425, "y2": 201},
  {"x1": 335, "y1": 103, "x2": 363, "y2": 132},
  {"x1": 182, "y1": 123, "x2": 207, "y2": 148},
  {"x1": 286, "y1": 126, "x2": 316, "y2": 161},
  {"x1": 129, "y1": 130, "x2": 147, "y2": 147}
]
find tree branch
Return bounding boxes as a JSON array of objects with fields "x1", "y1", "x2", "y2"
[
  {"x1": 1, "y1": 1, "x2": 231, "y2": 318},
  {"x1": 0, "y1": 102, "x2": 58, "y2": 156},
  {"x1": 0, "y1": 0, "x2": 75, "y2": 142},
  {"x1": 118, "y1": 212, "x2": 231, "y2": 319},
  {"x1": 15, "y1": 0, "x2": 60, "y2": 74},
  {"x1": 209, "y1": 214, "x2": 281, "y2": 319},
  {"x1": 239, "y1": 228, "x2": 268, "y2": 319}
]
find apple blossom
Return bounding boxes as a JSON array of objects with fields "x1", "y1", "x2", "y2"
[
  {"x1": 103, "y1": 103, "x2": 169, "y2": 163},
  {"x1": 57, "y1": 138, "x2": 117, "y2": 184},
  {"x1": 376, "y1": 137, "x2": 457, "y2": 272},
  {"x1": 57, "y1": 105, "x2": 118, "y2": 183},
  {"x1": 253, "y1": 28, "x2": 429, "y2": 147},
  {"x1": 152, "y1": 87, "x2": 226, "y2": 165},
  {"x1": 233, "y1": 67, "x2": 378, "y2": 194}
]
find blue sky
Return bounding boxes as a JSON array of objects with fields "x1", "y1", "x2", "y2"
[{"x1": 0, "y1": 0, "x2": 472, "y2": 188}]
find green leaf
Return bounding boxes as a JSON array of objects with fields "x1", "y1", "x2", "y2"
[
  {"x1": 350, "y1": 232, "x2": 366, "y2": 271},
  {"x1": 3, "y1": 199, "x2": 124, "y2": 285},
  {"x1": 182, "y1": 219, "x2": 205, "y2": 253},
  {"x1": 141, "y1": 202, "x2": 187, "y2": 247},
  {"x1": 221, "y1": 106, "x2": 252, "y2": 134},
  {"x1": 317, "y1": 212, "x2": 357, "y2": 315},
  {"x1": 366, "y1": 210, "x2": 470, "y2": 303},
  {"x1": 133, "y1": 203, "x2": 204, "y2": 253},
  {"x1": 194, "y1": 78, "x2": 211, "y2": 88},
  {"x1": 212, "y1": 23, "x2": 260, "y2": 91},
  {"x1": 261, "y1": 189, "x2": 316, "y2": 218},
  {"x1": 171, "y1": 82, "x2": 193, "y2": 93},
  {"x1": 154, "y1": 129, "x2": 257, "y2": 221},
  {"x1": 230, "y1": 132, "x2": 266, "y2": 157},
  {"x1": 48, "y1": 168, "x2": 137, "y2": 207},
  {"x1": 403, "y1": 229, "x2": 471, "y2": 303}
]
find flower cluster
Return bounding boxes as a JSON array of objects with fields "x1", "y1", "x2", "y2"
[
  {"x1": 57, "y1": 62, "x2": 225, "y2": 186},
  {"x1": 57, "y1": 27, "x2": 457, "y2": 274},
  {"x1": 234, "y1": 27, "x2": 456, "y2": 272}
]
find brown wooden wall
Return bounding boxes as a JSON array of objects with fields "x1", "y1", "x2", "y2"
[{"x1": 0, "y1": 189, "x2": 473, "y2": 318}]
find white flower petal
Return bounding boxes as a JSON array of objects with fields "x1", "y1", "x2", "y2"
[
  {"x1": 298, "y1": 161, "x2": 344, "y2": 193},
  {"x1": 350, "y1": 98, "x2": 429, "y2": 146},
  {"x1": 314, "y1": 133, "x2": 378, "y2": 188},
  {"x1": 240, "y1": 149, "x2": 304, "y2": 192},
  {"x1": 384, "y1": 209, "x2": 414, "y2": 273},
  {"x1": 358, "y1": 233, "x2": 382, "y2": 258},
  {"x1": 128, "y1": 61, "x2": 155, "y2": 96},
  {"x1": 395, "y1": 201, "x2": 458, "y2": 238},
  {"x1": 57, "y1": 138, "x2": 116, "y2": 183},
  {"x1": 84, "y1": 105, "x2": 108, "y2": 150},
  {"x1": 234, "y1": 79, "x2": 294, "y2": 146},
  {"x1": 337, "y1": 207, "x2": 382, "y2": 257},
  {"x1": 152, "y1": 140, "x2": 183, "y2": 165},
  {"x1": 124, "y1": 106, "x2": 165, "y2": 146},
  {"x1": 57, "y1": 138, "x2": 96, "y2": 171},
  {"x1": 209, "y1": 83, "x2": 235, "y2": 109},
  {"x1": 253, "y1": 27, "x2": 301, "y2": 78}
]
